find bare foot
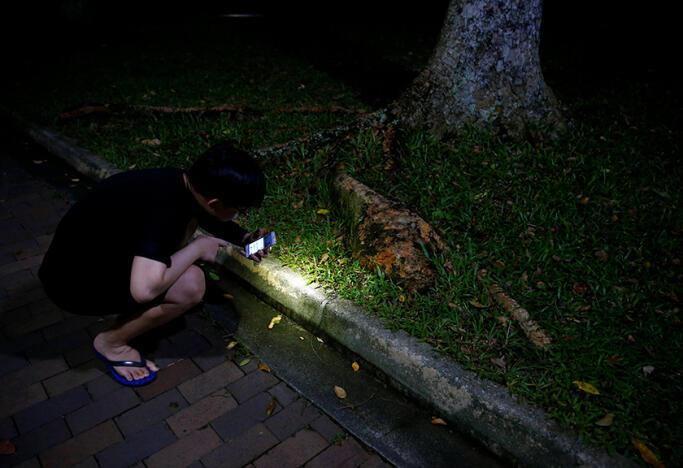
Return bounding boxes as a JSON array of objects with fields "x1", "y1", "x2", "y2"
[{"x1": 93, "y1": 333, "x2": 159, "y2": 382}]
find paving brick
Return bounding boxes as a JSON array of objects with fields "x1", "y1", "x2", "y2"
[
  {"x1": 64, "y1": 343, "x2": 96, "y2": 367},
  {"x1": 191, "y1": 347, "x2": 229, "y2": 372},
  {"x1": 178, "y1": 360, "x2": 243, "y2": 403},
  {"x1": 1, "y1": 270, "x2": 39, "y2": 295},
  {"x1": 71, "y1": 456, "x2": 99, "y2": 468},
  {"x1": 66, "y1": 387, "x2": 140, "y2": 435},
  {"x1": 96, "y1": 422, "x2": 177, "y2": 468},
  {"x1": 0, "y1": 353, "x2": 27, "y2": 376},
  {"x1": 39, "y1": 420, "x2": 123, "y2": 468},
  {"x1": 268, "y1": 382, "x2": 298, "y2": 408},
  {"x1": 13, "y1": 457, "x2": 41, "y2": 468},
  {"x1": 167, "y1": 329, "x2": 211, "y2": 357},
  {"x1": 115, "y1": 388, "x2": 188, "y2": 437},
  {"x1": 0, "y1": 382, "x2": 47, "y2": 418},
  {"x1": 43, "y1": 359, "x2": 105, "y2": 396},
  {"x1": 305, "y1": 438, "x2": 371, "y2": 468},
  {"x1": 3, "y1": 299, "x2": 64, "y2": 337},
  {"x1": 227, "y1": 368, "x2": 279, "y2": 403},
  {"x1": 41, "y1": 314, "x2": 100, "y2": 341},
  {"x1": 202, "y1": 423, "x2": 279, "y2": 468},
  {"x1": 24, "y1": 329, "x2": 92, "y2": 360},
  {"x1": 0, "y1": 287, "x2": 46, "y2": 315},
  {"x1": 254, "y1": 429, "x2": 329, "y2": 468},
  {"x1": 264, "y1": 399, "x2": 321, "y2": 440},
  {"x1": 145, "y1": 426, "x2": 222, "y2": 468},
  {"x1": 0, "y1": 416, "x2": 17, "y2": 440},
  {"x1": 136, "y1": 358, "x2": 202, "y2": 401},
  {"x1": 359, "y1": 454, "x2": 394, "y2": 468},
  {"x1": 0, "y1": 254, "x2": 42, "y2": 277},
  {"x1": 6, "y1": 356, "x2": 69, "y2": 390},
  {"x1": 167, "y1": 390, "x2": 238, "y2": 438},
  {"x1": 6, "y1": 418, "x2": 71, "y2": 465},
  {"x1": 211, "y1": 392, "x2": 280, "y2": 442},
  {"x1": 0, "y1": 239, "x2": 38, "y2": 258},
  {"x1": 85, "y1": 373, "x2": 126, "y2": 401},
  {"x1": 310, "y1": 414, "x2": 345, "y2": 443},
  {"x1": 13, "y1": 385, "x2": 91, "y2": 433}
]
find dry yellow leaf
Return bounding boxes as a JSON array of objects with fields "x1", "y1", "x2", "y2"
[
  {"x1": 573, "y1": 380, "x2": 600, "y2": 395},
  {"x1": 431, "y1": 417, "x2": 448, "y2": 426},
  {"x1": 333, "y1": 386, "x2": 347, "y2": 399},
  {"x1": 266, "y1": 399, "x2": 276, "y2": 416},
  {"x1": 316, "y1": 209, "x2": 330, "y2": 215},
  {"x1": 352, "y1": 362, "x2": 360, "y2": 372},
  {"x1": 141, "y1": 138, "x2": 162, "y2": 146},
  {"x1": 595, "y1": 413, "x2": 614, "y2": 427},
  {"x1": 0, "y1": 440, "x2": 15, "y2": 455},
  {"x1": 226, "y1": 341, "x2": 238, "y2": 350},
  {"x1": 223, "y1": 293, "x2": 234, "y2": 299},
  {"x1": 268, "y1": 315, "x2": 282, "y2": 329},
  {"x1": 469, "y1": 300, "x2": 489, "y2": 309},
  {"x1": 258, "y1": 362, "x2": 271, "y2": 373},
  {"x1": 631, "y1": 438, "x2": 664, "y2": 468}
]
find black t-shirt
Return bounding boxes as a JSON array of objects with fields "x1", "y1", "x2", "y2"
[{"x1": 39, "y1": 168, "x2": 247, "y2": 314}]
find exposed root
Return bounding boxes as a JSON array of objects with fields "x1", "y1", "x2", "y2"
[{"x1": 487, "y1": 283, "x2": 552, "y2": 350}]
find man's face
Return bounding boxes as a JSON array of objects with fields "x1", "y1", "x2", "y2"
[{"x1": 207, "y1": 199, "x2": 240, "y2": 222}]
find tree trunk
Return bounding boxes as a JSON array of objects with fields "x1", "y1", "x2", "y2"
[{"x1": 392, "y1": 0, "x2": 564, "y2": 139}]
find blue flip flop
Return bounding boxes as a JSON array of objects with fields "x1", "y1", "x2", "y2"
[{"x1": 93, "y1": 348, "x2": 157, "y2": 387}]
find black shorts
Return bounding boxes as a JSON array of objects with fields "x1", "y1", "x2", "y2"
[{"x1": 38, "y1": 253, "x2": 167, "y2": 316}]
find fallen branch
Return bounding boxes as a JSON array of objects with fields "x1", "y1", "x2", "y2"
[
  {"x1": 487, "y1": 283, "x2": 552, "y2": 350},
  {"x1": 58, "y1": 103, "x2": 367, "y2": 120}
]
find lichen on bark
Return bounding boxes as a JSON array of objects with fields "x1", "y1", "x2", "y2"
[{"x1": 392, "y1": 0, "x2": 565, "y2": 140}]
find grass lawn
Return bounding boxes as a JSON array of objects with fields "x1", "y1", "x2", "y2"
[{"x1": 4, "y1": 13, "x2": 680, "y2": 466}]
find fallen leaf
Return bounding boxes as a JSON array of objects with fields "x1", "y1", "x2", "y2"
[
  {"x1": 32, "y1": 160, "x2": 45, "y2": 164},
  {"x1": 595, "y1": 413, "x2": 614, "y2": 426},
  {"x1": 333, "y1": 386, "x2": 347, "y2": 399},
  {"x1": 223, "y1": 293, "x2": 234, "y2": 300},
  {"x1": 258, "y1": 362, "x2": 271, "y2": 373},
  {"x1": 71, "y1": 178, "x2": 80, "y2": 182},
  {"x1": 141, "y1": 138, "x2": 162, "y2": 146},
  {"x1": 316, "y1": 209, "x2": 330, "y2": 215},
  {"x1": 595, "y1": 250, "x2": 609, "y2": 261},
  {"x1": 292, "y1": 199, "x2": 304, "y2": 209},
  {"x1": 316, "y1": 337, "x2": 324, "y2": 343},
  {"x1": 266, "y1": 399, "x2": 276, "y2": 416},
  {"x1": 469, "y1": 300, "x2": 489, "y2": 309},
  {"x1": 226, "y1": 341, "x2": 238, "y2": 350},
  {"x1": 490, "y1": 357, "x2": 506, "y2": 370},
  {"x1": 398, "y1": 295, "x2": 405, "y2": 303},
  {"x1": 573, "y1": 282, "x2": 588, "y2": 295},
  {"x1": 299, "y1": 336, "x2": 304, "y2": 340},
  {"x1": 268, "y1": 315, "x2": 282, "y2": 329},
  {"x1": 351, "y1": 362, "x2": 360, "y2": 372},
  {"x1": 0, "y1": 440, "x2": 15, "y2": 455},
  {"x1": 642, "y1": 365, "x2": 655, "y2": 376},
  {"x1": 628, "y1": 335, "x2": 636, "y2": 343},
  {"x1": 431, "y1": 417, "x2": 448, "y2": 426},
  {"x1": 492, "y1": 261, "x2": 505, "y2": 270},
  {"x1": 520, "y1": 272, "x2": 529, "y2": 282},
  {"x1": 573, "y1": 380, "x2": 600, "y2": 395},
  {"x1": 631, "y1": 438, "x2": 664, "y2": 468},
  {"x1": 320, "y1": 253, "x2": 329, "y2": 264},
  {"x1": 239, "y1": 358, "x2": 251, "y2": 367},
  {"x1": 208, "y1": 272, "x2": 220, "y2": 281}
]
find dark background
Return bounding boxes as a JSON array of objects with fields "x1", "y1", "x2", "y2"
[{"x1": 1, "y1": 1, "x2": 677, "y2": 98}]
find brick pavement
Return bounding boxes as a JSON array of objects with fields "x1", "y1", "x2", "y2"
[{"x1": 0, "y1": 155, "x2": 392, "y2": 467}]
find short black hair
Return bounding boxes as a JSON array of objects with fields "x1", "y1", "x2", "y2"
[{"x1": 187, "y1": 142, "x2": 265, "y2": 209}]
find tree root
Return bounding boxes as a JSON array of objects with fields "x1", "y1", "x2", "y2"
[{"x1": 487, "y1": 283, "x2": 552, "y2": 350}]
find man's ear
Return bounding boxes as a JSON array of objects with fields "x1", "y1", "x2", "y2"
[{"x1": 207, "y1": 198, "x2": 221, "y2": 209}]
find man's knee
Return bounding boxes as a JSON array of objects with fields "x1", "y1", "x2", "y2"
[{"x1": 174, "y1": 265, "x2": 206, "y2": 307}]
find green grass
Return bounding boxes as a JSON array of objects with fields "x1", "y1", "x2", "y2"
[{"x1": 4, "y1": 18, "x2": 680, "y2": 466}]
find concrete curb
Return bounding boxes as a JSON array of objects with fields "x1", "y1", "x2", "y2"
[{"x1": 4, "y1": 109, "x2": 635, "y2": 467}]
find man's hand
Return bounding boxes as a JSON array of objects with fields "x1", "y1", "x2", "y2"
[
  {"x1": 241, "y1": 227, "x2": 271, "y2": 263},
  {"x1": 193, "y1": 235, "x2": 228, "y2": 262}
]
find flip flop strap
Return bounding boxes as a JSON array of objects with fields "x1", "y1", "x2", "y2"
[{"x1": 106, "y1": 357, "x2": 148, "y2": 368}]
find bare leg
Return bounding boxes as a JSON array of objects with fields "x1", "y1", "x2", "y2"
[{"x1": 93, "y1": 265, "x2": 205, "y2": 382}]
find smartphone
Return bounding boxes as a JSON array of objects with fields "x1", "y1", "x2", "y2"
[{"x1": 244, "y1": 231, "x2": 276, "y2": 257}]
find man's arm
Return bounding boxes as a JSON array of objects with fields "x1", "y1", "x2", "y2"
[{"x1": 130, "y1": 236, "x2": 226, "y2": 303}]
